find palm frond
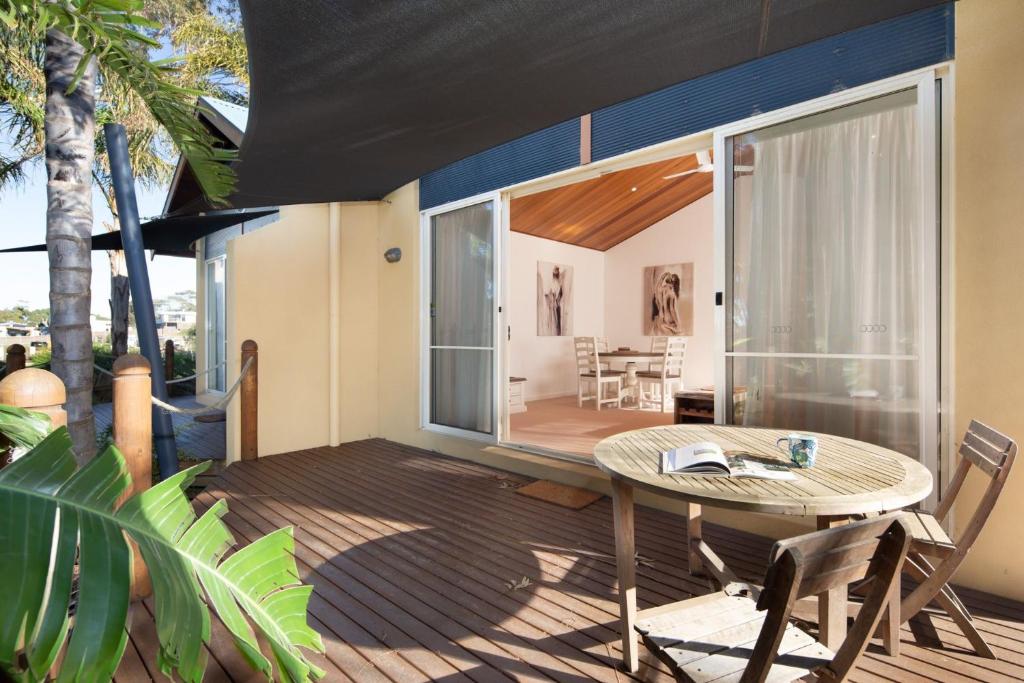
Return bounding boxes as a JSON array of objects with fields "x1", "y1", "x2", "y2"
[
  {"x1": 0, "y1": 404, "x2": 50, "y2": 449},
  {"x1": 2, "y1": 0, "x2": 237, "y2": 205},
  {"x1": 0, "y1": 427, "x2": 324, "y2": 682}
]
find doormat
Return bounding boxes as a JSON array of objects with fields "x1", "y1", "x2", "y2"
[
  {"x1": 516, "y1": 480, "x2": 603, "y2": 510},
  {"x1": 194, "y1": 411, "x2": 226, "y2": 423}
]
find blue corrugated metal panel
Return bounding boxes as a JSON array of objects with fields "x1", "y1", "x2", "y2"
[
  {"x1": 421, "y1": 3, "x2": 953, "y2": 210},
  {"x1": 592, "y1": 4, "x2": 953, "y2": 161},
  {"x1": 419, "y1": 118, "x2": 579, "y2": 210}
]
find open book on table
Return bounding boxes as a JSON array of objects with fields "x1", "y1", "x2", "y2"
[{"x1": 660, "y1": 441, "x2": 797, "y2": 480}]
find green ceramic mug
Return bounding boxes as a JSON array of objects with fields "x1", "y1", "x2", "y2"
[{"x1": 776, "y1": 433, "x2": 818, "y2": 468}]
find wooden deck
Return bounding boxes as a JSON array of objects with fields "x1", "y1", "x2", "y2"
[
  {"x1": 94, "y1": 396, "x2": 226, "y2": 461},
  {"x1": 116, "y1": 439, "x2": 1024, "y2": 682}
]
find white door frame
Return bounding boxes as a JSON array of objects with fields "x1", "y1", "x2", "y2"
[
  {"x1": 712, "y1": 66, "x2": 950, "y2": 510},
  {"x1": 204, "y1": 254, "x2": 227, "y2": 396},
  {"x1": 419, "y1": 191, "x2": 504, "y2": 444}
]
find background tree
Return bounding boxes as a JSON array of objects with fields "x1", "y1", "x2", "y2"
[
  {"x1": 2, "y1": 2, "x2": 248, "y2": 361},
  {"x1": 0, "y1": 0, "x2": 237, "y2": 460}
]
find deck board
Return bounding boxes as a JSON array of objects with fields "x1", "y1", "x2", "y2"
[{"x1": 116, "y1": 438, "x2": 1024, "y2": 682}]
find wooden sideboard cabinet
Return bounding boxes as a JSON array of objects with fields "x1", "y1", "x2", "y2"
[{"x1": 673, "y1": 389, "x2": 714, "y2": 424}]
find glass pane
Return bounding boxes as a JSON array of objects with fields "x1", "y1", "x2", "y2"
[
  {"x1": 431, "y1": 202, "x2": 494, "y2": 348},
  {"x1": 431, "y1": 348, "x2": 493, "y2": 433},
  {"x1": 729, "y1": 356, "x2": 919, "y2": 458},
  {"x1": 730, "y1": 89, "x2": 920, "y2": 356},
  {"x1": 206, "y1": 259, "x2": 226, "y2": 392}
]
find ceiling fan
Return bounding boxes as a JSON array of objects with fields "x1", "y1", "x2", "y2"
[{"x1": 662, "y1": 150, "x2": 752, "y2": 179}]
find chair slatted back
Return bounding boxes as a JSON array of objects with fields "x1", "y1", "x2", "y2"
[
  {"x1": 574, "y1": 336, "x2": 600, "y2": 376},
  {"x1": 933, "y1": 420, "x2": 1016, "y2": 546},
  {"x1": 649, "y1": 336, "x2": 667, "y2": 372},
  {"x1": 742, "y1": 513, "x2": 911, "y2": 683},
  {"x1": 658, "y1": 336, "x2": 686, "y2": 379},
  {"x1": 651, "y1": 337, "x2": 684, "y2": 382}
]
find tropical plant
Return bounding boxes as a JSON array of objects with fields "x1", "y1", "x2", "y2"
[
  {"x1": 0, "y1": 0, "x2": 238, "y2": 461},
  {"x1": 0, "y1": 404, "x2": 50, "y2": 450},
  {"x1": 0, "y1": 412, "x2": 324, "y2": 682}
]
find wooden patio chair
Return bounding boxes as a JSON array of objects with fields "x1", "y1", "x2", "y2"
[
  {"x1": 896, "y1": 419, "x2": 1017, "y2": 659},
  {"x1": 635, "y1": 512, "x2": 911, "y2": 682},
  {"x1": 574, "y1": 336, "x2": 623, "y2": 410}
]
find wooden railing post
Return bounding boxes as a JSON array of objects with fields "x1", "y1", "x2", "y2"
[
  {"x1": 0, "y1": 366, "x2": 66, "y2": 428},
  {"x1": 0, "y1": 367, "x2": 66, "y2": 468},
  {"x1": 112, "y1": 353, "x2": 152, "y2": 599},
  {"x1": 240, "y1": 340, "x2": 258, "y2": 461},
  {"x1": 164, "y1": 339, "x2": 175, "y2": 391},
  {"x1": 4, "y1": 343, "x2": 26, "y2": 377}
]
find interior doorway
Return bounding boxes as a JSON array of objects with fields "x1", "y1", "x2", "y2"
[{"x1": 503, "y1": 152, "x2": 715, "y2": 460}]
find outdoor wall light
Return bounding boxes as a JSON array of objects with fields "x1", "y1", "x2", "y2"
[{"x1": 384, "y1": 247, "x2": 402, "y2": 263}]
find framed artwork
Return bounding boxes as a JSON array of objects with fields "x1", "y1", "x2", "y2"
[
  {"x1": 643, "y1": 262, "x2": 693, "y2": 335},
  {"x1": 537, "y1": 261, "x2": 573, "y2": 336}
]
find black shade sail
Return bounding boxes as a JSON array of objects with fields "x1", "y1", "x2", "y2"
[
  {"x1": 232, "y1": 0, "x2": 946, "y2": 207},
  {"x1": 0, "y1": 210, "x2": 276, "y2": 258}
]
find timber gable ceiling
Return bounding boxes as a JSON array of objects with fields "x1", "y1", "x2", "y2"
[{"x1": 509, "y1": 154, "x2": 713, "y2": 251}]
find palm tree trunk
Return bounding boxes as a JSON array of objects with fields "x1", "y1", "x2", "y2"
[
  {"x1": 45, "y1": 28, "x2": 97, "y2": 463},
  {"x1": 108, "y1": 246, "x2": 130, "y2": 358}
]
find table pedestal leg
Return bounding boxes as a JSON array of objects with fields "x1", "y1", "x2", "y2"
[
  {"x1": 611, "y1": 479, "x2": 638, "y2": 673},
  {"x1": 687, "y1": 502, "x2": 703, "y2": 576},
  {"x1": 817, "y1": 515, "x2": 850, "y2": 650}
]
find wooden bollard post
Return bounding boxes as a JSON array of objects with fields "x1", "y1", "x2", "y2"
[
  {"x1": 112, "y1": 354, "x2": 153, "y2": 599},
  {"x1": 4, "y1": 343, "x2": 26, "y2": 377},
  {"x1": 0, "y1": 368, "x2": 66, "y2": 468},
  {"x1": 163, "y1": 339, "x2": 174, "y2": 390},
  {"x1": 0, "y1": 367, "x2": 66, "y2": 428},
  {"x1": 240, "y1": 340, "x2": 258, "y2": 461}
]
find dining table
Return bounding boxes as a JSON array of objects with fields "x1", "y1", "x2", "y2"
[
  {"x1": 595, "y1": 350, "x2": 665, "y2": 406},
  {"x1": 593, "y1": 424, "x2": 933, "y2": 673}
]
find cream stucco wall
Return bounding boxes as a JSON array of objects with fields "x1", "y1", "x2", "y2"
[
  {"x1": 225, "y1": 204, "x2": 333, "y2": 459},
  {"x1": 337, "y1": 202, "x2": 381, "y2": 442},
  {"x1": 949, "y1": 0, "x2": 1024, "y2": 601}
]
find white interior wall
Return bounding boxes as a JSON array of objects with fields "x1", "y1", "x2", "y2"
[
  {"x1": 604, "y1": 193, "x2": 715, "y2": 389},
  {"x1": 509, "y1": 232, "x2": 605, "y2": 401},
  {"x1": 508, "y1": 192, "x2": 715, "y2": 401}
]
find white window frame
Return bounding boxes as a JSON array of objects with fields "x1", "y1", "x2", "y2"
[
  {"x1": 204, "y1": 254, "x2": 227, "y2": 396},
  {"x1": 712, "y1": 65, "x2": 952, "y2": 511},
  {"x1": 419, "y1": 190, "x2": 504, "y2": 444}
]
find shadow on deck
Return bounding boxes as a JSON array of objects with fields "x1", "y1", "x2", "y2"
[{"x1": 115, "y1": 439, "x2": 1024, "y2": 682}]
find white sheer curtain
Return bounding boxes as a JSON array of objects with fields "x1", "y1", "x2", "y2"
[
  {"x1": 430, "y1": 202, "x2": 494, "y2": 433},
  {"x1": 731, "y1": 90, "x2": 922, "y2": 456}
]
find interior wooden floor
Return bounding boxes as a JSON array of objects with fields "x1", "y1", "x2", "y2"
[
  {"x1": 509, "y1": 395, "x2": 674, "y2": 459},
  {"x1": 116, "y1": 439, "x2": 1024, "y2": 682}
]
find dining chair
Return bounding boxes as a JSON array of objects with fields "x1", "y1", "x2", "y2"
[
  {"x1": 895, "y1": 419, "x2": 1016, "y2": 659},
  {"x1": 648, "y1": 336, "x2": 667, "y2": 373},
  {"x1": 636, "y1": 513, "x2": 911, "y2": 682},
  {"x1": 637, "y1": 336, "x2": 685, "y2": 411},
  {"x1": 596, "y1": 336, "x2": 613, "y2": 372},
  {"x1": 574, "y1": 336, "x2": 623, "y2": 410}
]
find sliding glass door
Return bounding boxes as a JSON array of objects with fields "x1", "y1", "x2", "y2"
[
  {"x1": 719, "y1": 76, "x2": 940, "y2": 487},
  {"x1": 422, "y1": 195, "x2": 501, "y2": 439}
]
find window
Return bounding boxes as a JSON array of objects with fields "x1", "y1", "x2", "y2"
[
  {"x1": 720, "y1": 79, "x2": 941, "y2": 487},
  {"x1": 422, "y1": 196, "x2": 501, "y2": 438},
  {"x1": 205, "y1": 257, "x2": 227, "y2": 392}
]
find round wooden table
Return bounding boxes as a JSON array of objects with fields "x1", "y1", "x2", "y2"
[{"x1": 594, "y1": 424, "x2": 933, "y2": 672}]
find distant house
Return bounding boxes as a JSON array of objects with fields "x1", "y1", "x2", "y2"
[{"x1": 155, "y1": 310, "x2": 196, "y2": 331}]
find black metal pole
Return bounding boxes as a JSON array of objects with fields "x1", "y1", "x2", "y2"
[{"x1": 104, "y1": 123, "x2": 179, "y2": 479}]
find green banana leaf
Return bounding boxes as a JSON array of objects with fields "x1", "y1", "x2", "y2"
[
  {"x1": 0, "y1": 404, "x2": 51, "y2": 449},
  {"x1": 0, "y1": 426, "x2": 325, "y2": 682}
]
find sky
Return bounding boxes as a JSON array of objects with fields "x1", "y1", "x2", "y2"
[{"x1": 0, "y1": 157, "x2": 195, "y2": 316}]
